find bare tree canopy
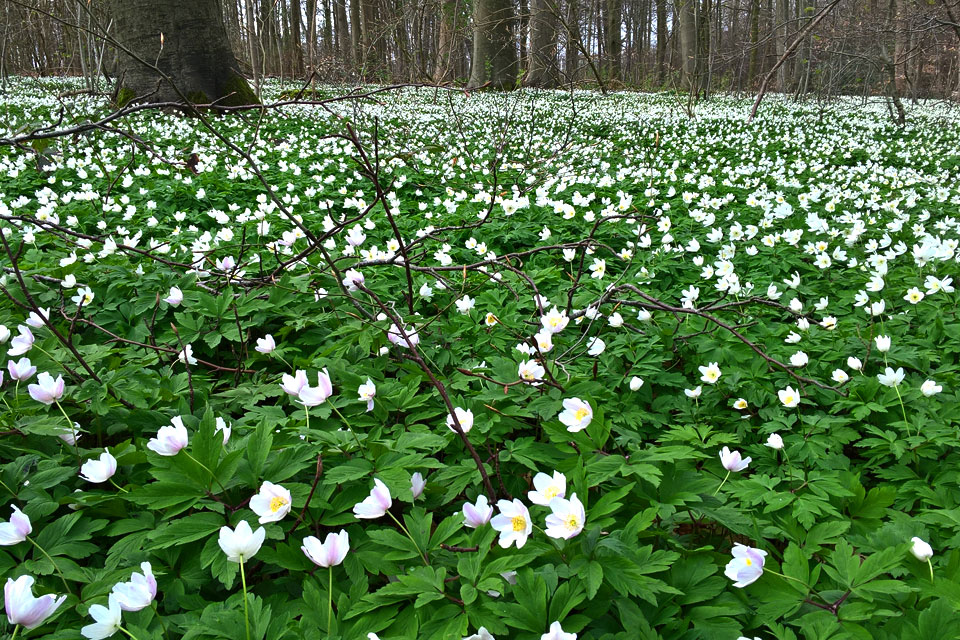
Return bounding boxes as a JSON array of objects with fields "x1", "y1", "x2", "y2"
[{"x1": 3, "y1": 0, "x2": 960, "y2": 102}]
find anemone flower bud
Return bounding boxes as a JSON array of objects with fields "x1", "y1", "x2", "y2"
[
  {"x1": 27, "y1": 372, "x2": 64, "y2": 405},
  {"x1": 163, "y1": 286, "x2": 183, "y2": 306},
  {"x1": 298, "y1": 369, "x2": 333, "y2": 407},
  {"x1": 463, "y1": 495, "x2": 493, "y2": 528},
  {"x1": 80, "y1": 593, "x2": 122, "y2": 640},
  {"x1": 411, "y1": 472, "x2": 426, "y2": 500},
  {"x1": 358, "y1": 379, "x2": 376, "y2": 412},
  {"x1": 146, "y1": 416, "x2": 189, "y2": 456},
  {"x1": 255, "y1": 334, "x2": 275, "y2": 354},
  {"x1": 353, "y1": 478, "x2": 392, "y2": 519},
  {"x1": 910, "y1": 537, "x2": 934, "y2": 561},
  {"x1": 7, "y1": 325, "x2": 34, "y2": 357},
  {"x1": 7, "y1": 357, "x2": 36, "y2": 382},
  {"x1": 719, "y1": 446, "x2": 751, "y2": 472},
  {"x1": 302, "y1": 530, "x2": 350, "y2": 567},
  {"x1": 111, "y1": 562, "x2": 157, "y2": 612},
  {"x1": 280, "y1": 370, "x2": 309, "y2": 396},
  {"x1": 4, "y1": 575, "x2": 66, "y2": 629},
  {"x1": 80, "y1": 451, "x2": 118, "y2": 484},
  {"x1": 0, "y1": 506, "x2": 32, "y2": 545},
  {"x1": 218, "y1": 520, "x2": 265, "y2": 563}
]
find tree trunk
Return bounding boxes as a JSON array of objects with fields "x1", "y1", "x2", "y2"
[
  {"x1": 655, "y1": 0, "x2": 667, "y2": 81},
  {"x1": 335, "y1": 0, "x2": 351, "y2": 63},
  {"x1": 603, "y1": 0, "x2": 621, "y2": 81},
  {"x1": 290, "y1": 0, "x2": 304, "y2": 74},
  {"x1": 678, "y1": 0, "x2": 697, "y2": 91},
  {"x1": 350, "y1": 0, "x2": 362, "y2": 67},
  {"x1": 525, "y1": 0, "x2": 560, "y2": 86},
  {"x1": 467, "y1": 0, "x2": 518, "y2": 88},
  {"x1": 109, "y1": 0, "x2": 257, "y2": 105},
  {"x1": 433, "y1": 0, "x2": 456, "y2": 82},
  {"x1": 564, "y1": 0, "x2": 579, "y2": 81},
  {"x1": 747, "y1": 0, "x2": 760, "y2": 88}
]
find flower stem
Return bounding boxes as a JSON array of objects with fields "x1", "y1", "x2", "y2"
[
  {"x1": 0, "y1": 478, "x2": 17, "y2": 498},
  {"x1": 928, "y1": 558, "x2": 935, "y2": 582},
  {"x1": 26, "y1": 535, "x2": 71, "y2": 594},
  {"x1": 330, "y1": 404, "x2": 365, "y2": 455},
  {"x1": 182, "y1": 451, "x2": 227, "y2": 494},
  {"x1": 328, "y1": 565, "x2": 333, "y2": 631},
  {"x1": 273, "y1": 353, "x2": 293, "y2": 371},
  {"x1": 11, "y1": 624, "x2": 19, "y2": 640},
  {"x1": 109, "y1": 479, "x2": 129, "y2": 493},
  {"x1": 118, "y1": 626, "x2": 142, "y2": 640},
  {"x1": 150, "y1": 601, "x2": 169, "y2": 640},
  {"x1": 54, "y1": 400, "x2": 82, "y2": 468},
  {"x1": 240, "y1": 556, "x2": 251, "y2": 640},
  {"x1": 385, "y1": 510, "x2": 428, "y2": 565},
  {"x1": 713, "y1": 470, "x2": 731, "y2": 496},
  {"x1": 893, "y1": 384, "x2": 911, "y2": 437},
  {"x1": 764, "y1": 569, "x2": 832, "y2": 605},
  {"x1": 783, "y1": 449, "x2": 795, "y2": 491}
]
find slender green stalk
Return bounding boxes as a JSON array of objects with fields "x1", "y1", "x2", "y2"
[
  {"x1": 782, "y1": 448, "x2": 795, "y2": 490},
  {"x1": 330, "y1": 404, "x2": 365, "y2": 454},
  {"x1": 182, "y1": 451, "x2": 227, "y2": 494},
  {"x1": 893, "y1": 384, "x2": 911, "y2": 437},
  {"x1": 928, "y1": 558, "x2": 935, "y2": 582},
  {"x1": 150, "y1": 601, "x2": 169, "y2": 640},
  {"x1": 273, "y1": 352, "x2": 293, "y2": 371},
  {"x1": 26, "y1": 535, "x2": 71, "y2": 594},
  {"x1": 328, "y1": 565, "x2": 333, "y2": 631},
  {"x1": 0, "y1": 478, "x2": 17, "y2": 498},
  {"x1": 764, "y1": 569, "x2": 832, "y2": 605},
  {"x1": 109, "y1": 479, "x2": 129, "y2": 493},
  {"x1": 240, "y1": 557, "x2": 251, "y2": 640},
  {"x1": 11, "y1": 624, "x2": 20, "y2": 640},
  {"x1": 117, "y1": 626, "x2": 142, "y2": 640},
  {"x1": 54, "y1": 400, "x2": 82, "y2": 469},
  {"x1": 713, "y1": 470, "x2": 731, "y2": 496},
  {"x1": 385, "y1": 510, "x2": 428, "y2": 565}
]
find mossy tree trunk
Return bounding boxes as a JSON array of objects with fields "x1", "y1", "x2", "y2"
[{"x1": 108, "y1": 0, "x2": 258, "y2": 106}]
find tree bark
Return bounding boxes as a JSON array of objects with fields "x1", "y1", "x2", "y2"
[
  {"x1": 525, "y1": 0, "x2": 560, "y2": 86},
  {"x1": 433, "y1": 0, "x2": 457, "y2": 82},
  {"x1": 678, "y1": 0, "x2": 697, "y2": 91},
  {"x1": 467, "y1": 0, "x2": 518, "y2": 88},
  {"x1": 603, "y1": 0, "x2": 621, "y2": 81},
  {"x1": 108, "y1": 0, "x2": 257, "y2": 105},
  {"x1": 655, "y1": 0, "x2": 667, "y2": 81}
]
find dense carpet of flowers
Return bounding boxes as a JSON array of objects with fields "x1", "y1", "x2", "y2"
[{"x1": 1, "y1": 78, "x2": 960, "y2": 639}]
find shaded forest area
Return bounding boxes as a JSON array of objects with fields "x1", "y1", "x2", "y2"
[{"x1": 3, "y1": 0, "x2": 960, "y2": 100}]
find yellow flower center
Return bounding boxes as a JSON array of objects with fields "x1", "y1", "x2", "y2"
[
  {"x1": 544, "y1": 487, "x2": 559, "y2": 500},
  {"x1": 565, "y1": 515, "x2": 580, "y2": 530},
  {"x1": 269, "y1": 496, "x2": 288, "y2": 512},
  {"x1": 745, "y1": 558, "x2": 753, "y2": 566},
  {"x1": 574, "y1": 408, "x2": 589, "y2": 422},
  {"x1": 550, "y1": 318, "x2": 560, "y2": 327},
  {"x1": 511, "y1": 515, "x2": 527, "y2": 532}
]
